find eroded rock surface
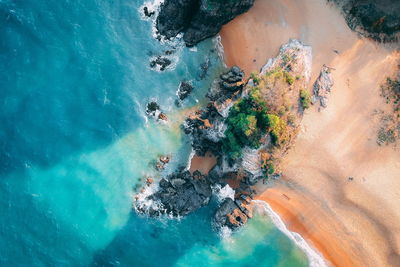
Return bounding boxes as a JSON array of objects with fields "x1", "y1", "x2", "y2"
[
  {"x1": 313, "y1": 65, "x2": 334, "y2": 108},
  {"x1": 156, "y1": 0, "x2": 255, "y2": 46}
]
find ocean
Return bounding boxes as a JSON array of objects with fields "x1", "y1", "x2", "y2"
[{"x1": 0, "y1": 0, "x2": 312, "y2": 266}]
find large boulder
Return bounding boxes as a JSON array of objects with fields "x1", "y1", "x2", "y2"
[
  {"x1": 183, "y1": 0, "x2": 255, "y2": 46},
  {"x1": 313, "y1": 65, "x2": 334, "y2": 108},
  {"x1": 156, "y1": 0, "x2": 199, "y2": 39},
  {"x1": 214, "y1": 198, "x2": 253, "y2": 230},
  {"x1": 156, "y1": 0, "x2": 255, "y2": 46},
  {"x1": 136, "y1": 170, "x2": 212, "y2": 217},
  {"x1": 331, "y1": 0, "x2": 400, "y2": 42}
]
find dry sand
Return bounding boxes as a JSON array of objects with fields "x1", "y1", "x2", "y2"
[{"x1": 220, "y1": 0, "x2": 400, "y2": 266}]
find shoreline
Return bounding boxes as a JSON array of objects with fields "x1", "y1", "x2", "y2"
[
  {"x1": 218, "y1": 0, "x2": 400, "y2": 266},
  {"x1": 253, "y1": 200, "x2": 328, "y2": 267}
]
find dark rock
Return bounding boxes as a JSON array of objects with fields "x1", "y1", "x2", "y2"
[
  {"x1": 143, "y1": 6, "x2": 155, "y2": 17},
  {"x1": 165, "y1": 50, "x2": 175, "y2": 55},
  {"x1": 170, "y1": 178, "x2": 186, "y2": 188},
  {"x1": 146, "y1": 101, "x2": 160, "y2": 115},
  {"x1": 156, "y1": 0, "x2": 199, "y2": 39},
  {"x1": 159, "y1": 178, "x2": 171, "y2": 188},
  {"x1": 139, "y1": 170, "x2": 212, "y2": 217},
  {"x1": 330, "y1": 0, "x2": 400, "y2": 42},
  {"x1": 156, "y1": 0, "x2": 255, "y2": 46},
  {"x1": 177, "y1": 81, "x2": 194, "y2": 100},
  {"x1": 198, "y1": 59, "x2": 210, "y2": 80},
  {"x1": 214, "y1": 198, "x2": 251, "y2": 230},
  {"x1": 183, "y1": 0, "x2": 255, "y2": 46},
  {"x1": 150, "y1": 56, "x2": 172, "y2": 71}
]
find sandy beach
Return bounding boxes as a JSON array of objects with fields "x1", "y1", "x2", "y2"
[{"x1": 220, "y1": 0, "x2": 400, "y2": 266}]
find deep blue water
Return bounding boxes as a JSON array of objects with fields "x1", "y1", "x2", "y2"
[{"x1": 0, "y1": 0, "x2": 309, "y2": 266}]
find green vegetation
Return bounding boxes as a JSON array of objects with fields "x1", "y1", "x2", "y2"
[
  {"x1": 299, "y1": 89, "x2": 311, "y2": 109},
  {"x1": 285, "y1": 72, "x2": 294, "y2": 85},
  {"x1": 222, "y1": 88, "x2": 269, "y2": 159},
  {"x1": 250, "y1": 71, "x2": 261, "y2": 85},
  {"x1": 282, "y1": 54, "x2": 293, "y2": 65},
  {"x1": 265, "y1": 67, "x2": 295, "y2": 85},
  {"x1": 222, "y1": 88, "x2": 287, "y2": 159}
]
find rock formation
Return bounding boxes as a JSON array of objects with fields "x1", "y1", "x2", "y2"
[
  {"x1": 313, "y1": 65, "x2": 334, "y2": 108},
  {"x1": 156, "y1": 0, "x2": 255, "y2": 46},
  {"x1": 330, "y1": 0, "x2": 400, "y2": 42},
  {"x1": 135, "y1": 40, "x2": 313, "y2": 230},
  {"x1": 135, "y1": 169, "x2": 212, "y2": 217}
]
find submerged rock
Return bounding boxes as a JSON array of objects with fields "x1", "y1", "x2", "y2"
[{"x1": 156, "y1": 0, "x2": 255, "y2": 46}]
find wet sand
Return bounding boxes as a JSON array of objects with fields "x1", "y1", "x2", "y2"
[
  {"x1": 221, "y1": 0, "x2": 400, "y2": 266},
  {"x1": 189, "y1": 151, "x2": 217, "y2": 175}
]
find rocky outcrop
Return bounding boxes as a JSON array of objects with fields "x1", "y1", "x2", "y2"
[
  {"x1": 135, "y1": 170, "x2": 212, "y2": 217},
  {"x1": 312, "y1": 65, "x2": 334, "y2": 108},
  {"x1": 330, "y1": 0, "x2": 400, "y2": 42},
  {"x1": 150, "y1": 56, "x2": 172, "y2": 71},
  {"x1": 146, "y1": 101, "x2": 168, "y2": 122},
  {"x1": 156, "y1": 0, "x2": 255, "y2": 46},
  {"x1": 214, "y1": 196, "x2": 253, "y2": 229},
  {"x1": 177, "y1": 81, "x2": 193, "y2": 101},
  {"x1": 182, "y1": 66, "x2": 245, "y2": 156}
]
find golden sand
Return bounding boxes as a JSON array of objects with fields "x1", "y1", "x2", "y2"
[{"x1": 220, "y1": 0, "x2": 400, "y2": 266}]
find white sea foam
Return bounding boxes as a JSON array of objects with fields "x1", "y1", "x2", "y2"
[
  {"x1": 219, "y1": 226, "x2": 233, "y2": 239},
  {"x1": 185, "y1": 148, "x2": 196, "y2": 171},
  {"x1": 133, "y1": 182, "x2": 165, "y2": 214},
  {"x1": 253, "y1": 200, "x2": 329, "y2": 267},
  {"x1": 213, "y1": 34, "x2": 226, "y2": 67},
  {"x1": 212, "y1": 184, "x2": 235, "y2": 202}
]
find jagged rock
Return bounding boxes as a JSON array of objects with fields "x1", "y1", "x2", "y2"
[
  {"x1": 330, "y1": 0, "x2": 400, "y2": 42},
  {"x1": 156, "y1": 0, "x2": 255, "y2": 46},
  {"x1": 183, "y1": 0, "x2": 255, "y2": 46},
  {"x1": 214, "y1": 198, "x2": 252, "y2": 230},
  {"x1": 146, "y1": 101, "x2": 160, "y2": 116},
  {"x1": 156, "y1": 0, "x2": 198, "y2": 39},
  {"x1": 159, "y1": 178, "x2": 170, "y2": 189},
  {"x1": 177, "y1": 81, "x2": 194, "y2": 101},
  {"x1": 150, "y1": 56, "x2": 172, "y2": 71},
  {"x1": 313, "y1": 65, "x2": 334, "y2": 108},
  {"x1": 143, "y1": 6, "x2": 155, "y2": 17},
  {"x1": 136, "y1": 170, "x2": 212, "y2": 217}
]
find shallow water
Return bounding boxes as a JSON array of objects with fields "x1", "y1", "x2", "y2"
[{"x1": 0, "y1": 0, "x2": 309, "y2": 266}]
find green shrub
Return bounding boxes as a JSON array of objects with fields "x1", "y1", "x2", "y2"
[
  {"x1": 266, "y1": 114, "x2": 286, "y2": 145},
  {"x1": 222, "y1": 88, "x2": 270, "y2": 159},
  {"x1": 300, "y1": 89, "x2": 311, "y2": 109},
  {"x1": 284, "y1": 72, "x2": 294, "y2": 85},
  {"x1": 250, "y1": 71, "x2": 261, "y2": 84}
]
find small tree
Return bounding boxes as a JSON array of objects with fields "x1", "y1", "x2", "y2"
[{"x1": 300, "y1": 89, "x2": 311, "y2": 109}]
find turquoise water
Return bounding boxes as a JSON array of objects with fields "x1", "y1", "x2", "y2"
[{"x1": 0, "y1": 0, "x2": 309, "y2": 266}]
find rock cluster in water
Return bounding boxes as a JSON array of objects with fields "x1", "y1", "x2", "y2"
[
  {"x1": 136, "y1": 39, "x2": 316, "y2": 230},
  {"x1": 155, "y1": 0, "x2": 255, "y2": 46},
  {"x1": 135, "y1": 66, "x2": 257, "y2": 229}
]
